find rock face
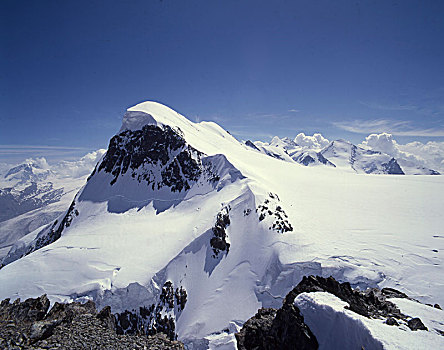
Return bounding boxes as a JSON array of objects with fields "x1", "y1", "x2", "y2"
[
  {"x1": 284, "y1": 275, "x2": 404, "y2": 319},
  {"x1": 97, "y1": 124, "x2": 202, "y2": 190},
  {"x1": 0, "y1": 295, "x2": 184, "y2": 349},
  {"x1": 235, "y1": 306, "x2": 318, "y2": 350},
  {"x1": 210, "y1": 207, "x2": 231, "y2": 257}
]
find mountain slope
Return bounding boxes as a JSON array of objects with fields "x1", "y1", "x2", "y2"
[
  {"x1": 0, "y1": 151, "x2": 105, "y2": 261},
  {"x1": 0, "y1": 102, "x2": 443, "y2": 347}
]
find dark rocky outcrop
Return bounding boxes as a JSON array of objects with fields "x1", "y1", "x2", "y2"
[
  {"x1": 210, "y1": 207, "x2": 231, "y2": 257},
  {"x1": 284, "y1": 275, "x2": 404, "y2": 319},
  {"x1": 386, "y1": 317, "x2": 399, "y2": 326},
  {"x1": 382, "y1": 158, "x2": 405, "y2": 175},
  {"x1": 235, "y1": 305, "x2": 318, "y2": 350},
  {"x1": 257, "y1": 193, "x2": 293, "y2": 233},
  {"x1": 0, "y1": 295, "x2": 184, "y2": 349},
  {"x1": 245, "y1": 140, "x2": 260, "y2": 151},
  {"x1": 114, "y1": 281, "x2": 187, "y2": 341},
  {"x1": 407, "y1": 317, "x2": 428, "y2": 331},
  {"x1": 237, "y1": 275, "x2": 439, "y2": 350},
  {"x1": 380, "y1": 287, "x2": 409, "y2": 299},
  {"x1": 0, "y1": 295, "x2": 50, "y2": 324},
  {"x1": 98, "y1": 124, "x2": 202, "y2": 191}
]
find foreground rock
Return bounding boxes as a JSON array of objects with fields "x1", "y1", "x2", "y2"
[
  {"x1": 235, "y1": 306, "x2": 318, "y2": 350},
  {"x1": 0, "y1": 295, "x2": 184, "y2": 349},
  {"x1": 237, "y1": 275, "x2": 441, "y2": 349}
]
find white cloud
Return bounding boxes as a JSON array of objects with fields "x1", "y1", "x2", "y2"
[
  {"x1": 26, "y1": 157, "x2": 50, "y2": 170},
  {"x1": 333, "y1": 119, "x2": 444, "y2": 137},
  {"x1": 53, "y1": 149, "x2": 106, "y2": 178},
  {"x1": 294, "y1": 132, "x2": 330, "y2": 150},
  {"x1": 361, "y1": 133, "x2": 398, "y2": 155},
  {"x1": 360, "y1": 133, "x2": 444, "y2": 173},
  {"x1": 1, "y1": 149, "x2": 107, "y2": 179}
]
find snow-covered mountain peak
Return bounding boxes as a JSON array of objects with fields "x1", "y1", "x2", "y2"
[
  {"x1": 121, "y1": 101, "x2": 195, "y2": 134},
  {"x1": 3, "y1": 158, "x2": 52, "y2": 184},
  {"x1": 270, "y1": 136, "x2": 297, "y2": 149}
]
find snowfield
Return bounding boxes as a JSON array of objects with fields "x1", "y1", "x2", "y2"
[{"x1": 0, "y1": 101, "x2": 443, "y2": 348}]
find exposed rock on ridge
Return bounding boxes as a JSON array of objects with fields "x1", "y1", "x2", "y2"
[
  {"x1": 237, "y1": 275, "x2": 441, "y2": 350},
  {"x1": 0, "y1": 295, "x2": 184, "y2": 349}
]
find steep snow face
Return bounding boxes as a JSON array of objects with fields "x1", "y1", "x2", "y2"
[{"x1": 0, "y1": 101, "x2": 443, "y2": 347}]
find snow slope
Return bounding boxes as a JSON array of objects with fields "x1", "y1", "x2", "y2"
[
  {"x1": 0, "y1": 151, "x2": 105, "y2": 261},
  {"x1": 0, "y1": 101, "x2": 443, "y2": 347}
]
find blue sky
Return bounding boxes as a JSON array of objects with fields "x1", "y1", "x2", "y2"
[{"x1": 1, "y1": 0, "x2": 444, "y2": 163}]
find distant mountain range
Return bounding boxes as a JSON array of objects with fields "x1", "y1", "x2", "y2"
[{"x1": 250, "y1": 136, "x2": 440, "y2": 175}]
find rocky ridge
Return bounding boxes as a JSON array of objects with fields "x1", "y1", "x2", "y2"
[
  {"x1": 236, "y1": 275, "x2": 443, "y2": 349},
  {"x1": 0, "y1": 295, "x2": 184, "y2": 350}
]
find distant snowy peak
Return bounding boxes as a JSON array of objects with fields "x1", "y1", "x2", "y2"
[
  {"x1": 3, "y1": 160, "x2": 52, "y2": 185},
  {"x1": 251, "y1": 135, "x2": 335, "y2": 167},
  {"x1": 320, "y1": 140, "x2": 404, "y2": 174},
  {"x1": 292, "y1": 150, "x2": 335, "y2": 167}
]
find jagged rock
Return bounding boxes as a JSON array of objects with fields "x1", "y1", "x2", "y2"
[
  {"x1": 210, "y1": 207, "x2": 231, "y2": 257},
  {"x1": 235, "y1": 306, "x2": 318, "y2": 350},
  {"x1": 381, "y1": 287, "x2": 409, "y2": 299},
  {"x1": 407, "y1": 317, "x2": 428, "y2": 331},
  {"x1": 114, "y1": 281, "x2": 186, "y2": 341},
  {"x1": 284, "y1": 275, "x2": 403, "y2": 319},
  {"x1": 0, "y1": 295, "x2": 184, "y2": 349},
  {"x1": 46, "y1": 299, "x2": 96, "y2": 324},
  {"x1": 97, "y1": 306, "x2": 116, "y2": 332},
  {"x1": 238, "y1": 276, "x2": 440, "y2": 350},
  {"x1": 29, "y1": 319, "x2": 61, "y2": 343},
  {"x1": 98, "y1": 124, "x2": 202, "y2": 190},
  {"x1": 386, "y1": 317, "x2": 399, "y2": 326},
  {"x1": 0, "y1": 295, "x2": 50, "y2": 323},
  {"x1": 245, "y1": 140, "x2": 260, "y2": 151}
]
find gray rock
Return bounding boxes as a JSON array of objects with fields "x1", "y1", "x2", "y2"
[
  {"x1": 386, "y1": 317, "x2": 399, "y2": 326},
  {"x1": 407, "y1": 318, "x2": 428, "y2": 331},
  {"x1": 29, "y1": 319, "x2": 61, "y2": 343}
]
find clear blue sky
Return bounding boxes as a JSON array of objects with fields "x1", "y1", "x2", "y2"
[{"x1": 1, "y1": 0, "x2": 443, "y2": 163}]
